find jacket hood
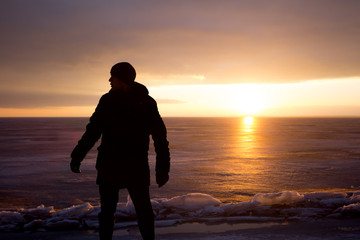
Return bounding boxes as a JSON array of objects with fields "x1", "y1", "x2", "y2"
[
  {"x1": 130, "y1": 82, "x2": 149, "y2": 96},
  {"x1": 109, "y1": 82, "x2": 149, "y2": 97}
]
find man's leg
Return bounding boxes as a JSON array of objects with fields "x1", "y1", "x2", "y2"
[
  {"x1": 99, "y1": 185, "x2": 119, "y2": 240},
  {"x1": 128, "y1": 185, "x2": 155, "y2": 240}
]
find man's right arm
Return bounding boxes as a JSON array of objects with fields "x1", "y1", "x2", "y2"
[{"x1": 70, "y1": 96, "x2": 106, "y2": 172}]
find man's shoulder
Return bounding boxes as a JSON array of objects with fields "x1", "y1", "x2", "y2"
[
  {"x1": 143, "y1": 94, "x2": 157, "y2": 107},
  {"x1": 96, "y1": 92, "x2": 113, "y2": 106},
  {"x1": 99, "y1": 92, "x2": 109, "y2": 100}
]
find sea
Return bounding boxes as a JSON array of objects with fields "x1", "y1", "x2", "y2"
[{"x1": 1, "y1": 117, "x2": 360, "y2": 231}]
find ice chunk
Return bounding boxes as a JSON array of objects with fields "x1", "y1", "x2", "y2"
[
  {"x1": 150, "y1": 199, "x2": 163, "y2": 214},
  {"x1": 20, "y1": 204, "x2": 54, "y2": 218},
  {"x1": 0, "y1": 224, "x2": 18, "y2": 231},
  {"x1": 189, "y1": 205, "x2": 224, "y2": 217},
  {"x1": 155, "y1": 219, "x2": 181, "y2": 227},
  {"x1": 81, "y1": 219, "x2": 99, "y2": 229},
  {"x1": 253, "y1": 191, "x2": 304, "y2": 206},
  {"x1": 304, "y1": 192, "x2": 347, "y2": 201},
  {"x1": 52, "y1": 203, "x2": 93, "y2": 218},
  {"x1": 280, "y1": 207, "x2": 329, "y2": 217},
  {"x1": 336, "y1": 203, "x2": 360, "y2": 217},
  {"x1": 85, "y1": 206, "x2": 101, "y2": 218},
  {"x1": 0, "y1": 211, "x2": 25, "y2": 224},
  {"x1": 319, "y1": 198, "x2": 352, "y2": 207},
  {"x1": 350, "y1": 191, "x2": 360, "y2": 202},
  {"x1": 164, "y1": 213, "x2": 183, "y2": 219},
  {"x1": 222, "y1": 201, "x2": 257, "y2": 215},
  {"x1": 123, "y1": 195, "x2": 136, "y2": 217},
  {"x1": 162, "y1": 193, "x2": 222, "y2": 211},
  {"x1": 114, "y1": 221, "x2": 137, "y2": 228},
  {"x1": 23, "y1": 219, "x2": 44, "y2": 229},
  {"x1": 43, "y1": 217, "x2": 80, "y2": 229}
]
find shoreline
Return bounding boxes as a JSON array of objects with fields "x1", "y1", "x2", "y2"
[{"x1": 1, "y1": 218, "x2": 360, "y2": 240}]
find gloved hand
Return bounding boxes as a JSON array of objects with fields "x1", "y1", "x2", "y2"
[
  {"x1": 156, "y1": 172, "x2": 169, "y2": 188},
  {"x1": 70, "y1": 160, "x2": 81, "y2": 173}
]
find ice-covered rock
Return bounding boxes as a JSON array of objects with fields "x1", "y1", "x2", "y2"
[
  {"x1": 2, "y1": 190, "x2": 360, "y2": 233},
  {"x1": 52, "y1": 203, "x2": 93, "y2": 218},
  {"x1": 0, "y1": 211, "x2": 25, "y2": 224},
  {"x1": 43, "y1": 217, "x2": 80, "y2": 229},
  {"x1": 162, "y1": 193, "x2": 222, "y2": 211},
  {"x1": 189, "y1": 205, "x2": 224, "y2": 217},
  {"x1": 350, "y1": 191, "x2": 360, "y2": 202},
  {"x1": 23, "y1": 219, "x2": 44, "y2": 229},
  {"x1": 336, "y1": 203, "x2": 360, "y2": 217},
  {"x1": 253, "y1": 191, "x2": 304, "y2": 206},
  {"x1": 222, "y1": 201, "x2": 257, "y2": 215},
  {"x1": 319, "y1": 198, "x2": 352, "y2": 208},
  {"x1": 20, "y1": 204, "x2": 54, "y2": 218},
  {"x1": 123, "y1": 195, "x2": 136, "y2": 217},
  {"x1": 305, "y1": 192, "x2": 347, "y2": 201}
]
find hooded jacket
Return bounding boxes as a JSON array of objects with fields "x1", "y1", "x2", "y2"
[{"x1": 71, "y1": 82, "x2": 170, "y2": 187}]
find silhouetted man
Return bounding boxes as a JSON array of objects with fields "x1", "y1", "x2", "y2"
[{"x1": 70, "y1": 62, "x2": 170, "y2": 240}]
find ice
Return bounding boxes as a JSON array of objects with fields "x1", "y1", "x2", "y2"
[
  {"x1": 279, "y1": 207, "x2": 329, "y2": 218},
  {"x1": 303, "y1": 191, "x2": 355, "y2": 208},
  {"x1": 122, "y1": 195, "x2": 136, "y2": 217},
  {"x1": 253, "y1": 191, "x2": 304, "y2": 206},
  {"x1": 1, "y1": 191, "x2": 360, "y2": 232},
  {"x1": 188, "y1": 205, "x2": 224, "y2": 217},
  {"x1": 155, "y1": 219, "x2": 182, "y2": 227},
  {"x1": 318, "y1": 198, "x2": 352, "y2": 208},
  {"x1": 162, "y1": 193, "x2": 222, "y2": 211},
  {"x1": 304, "y1": 192, "x2": 347, "y2": 201},
  {"x1": 82, "y1": 219, "x2": 98, "y2": 229},
  {"x1": 43, "y1": 217, "x2": 80, "y2": 229},
  {"x1": 19, "y1": 204, "x2": 54, "y2": 218},
  {"x1": 336, "y1": 203, "x2": 360, "y2": 217},
  {"x1": 52, "y1": 203, "x2": 93, "y2": 218},
  {"x1": 0, "y1": 211, "x2": 25, "y2": 224},
  {"x1": 164, "y1": 213, "x2": 183, "y2": 219},
  {"x1": 0, "y1": 211, "x2": 25, "y2": 231},
  {"x1": 150, "y1": 199, "x2": 164, "y2": 214},
  {"x1": 350, "y1": 191, "x2": 360, "y2": 202},
  {"x1": 222, "y1": 201, "x2": 257, "y2": 215},
  {"x1": 23, "y1": 219, "x2": 43, "y2": 230}
]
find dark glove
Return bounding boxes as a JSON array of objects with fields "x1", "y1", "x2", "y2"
[
  {"x1": 70, "y1": 160, "x2": 81, "y2": 173},
  {"x1": 156, "y1": 172, "x2": 169, "y2": 188}
]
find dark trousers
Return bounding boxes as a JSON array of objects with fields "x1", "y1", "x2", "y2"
[{"x1": 98, "y1": 184, "x2": 155, "y2": 240}]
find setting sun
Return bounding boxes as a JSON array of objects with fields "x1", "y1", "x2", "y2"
[
  {"x1": 227, "y1": 85, "x2": 268, "y2": 115},
  {"x1": 243, "y1": 116, "x2": 254, "y2": 125}
]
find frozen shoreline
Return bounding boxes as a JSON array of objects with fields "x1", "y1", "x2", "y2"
[
  {"x1": 1, "y1": 218, "x2": 360, "y2": 240},
  {"x1": 1, "y1": 191, "x2": 360, "y2": 234}
]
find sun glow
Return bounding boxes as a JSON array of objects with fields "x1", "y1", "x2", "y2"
[
  {"x1": 243, "y1": 116, "x2": 254, "y2": 125},
  {"x1": 230, "y1": 85, "x2": 268, "y2": 115},
  {"x1": 243, "y1": 116, "x2": 254, "y2": 133}
]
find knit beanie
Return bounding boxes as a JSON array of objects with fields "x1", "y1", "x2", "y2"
[{"x1": 110, "y1": 62, "x2": 136, "y2": 84}]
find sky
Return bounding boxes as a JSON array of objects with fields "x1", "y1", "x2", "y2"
[{"x1": 1, "y1": 0, "x2": 360, "y2": 117}]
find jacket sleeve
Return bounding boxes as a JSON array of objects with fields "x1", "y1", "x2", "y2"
[
  {"x1": 70, "y1": 96, "x2": 106, "y2": 163},
  {"x1": 149, "y1": 99, "x2": 170, "y2": 174}
]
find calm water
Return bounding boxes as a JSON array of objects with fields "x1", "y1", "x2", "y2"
[{"x1": 0, "y1": 117, "x2": 359, "y2": 209}]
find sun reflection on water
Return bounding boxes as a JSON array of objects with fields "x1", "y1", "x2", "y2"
[
  {"x1": 229, "y1": 116, "x2": 259, "y2": 159},
  {"x1": 243, "y1": 116, "x2": 254, "y2": 133}
]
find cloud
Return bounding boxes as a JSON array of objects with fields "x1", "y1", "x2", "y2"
[
  {"x1": 156, "y1": 99, "x2": 185, "y2": 104},
  {"x1": 1, "y1": 0, "x2": 360, "y2": 109},
  {"x1": 0, "y1": 91, "x2": 100, "y2": 108},
  {"x1": 1, "y1": 1, "x2": 360, "y2": 84},
  {"x1": 0, "y1": 90, "x2": 184, "y2": 108}
]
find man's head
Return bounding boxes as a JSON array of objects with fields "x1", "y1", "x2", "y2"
[{"x1": 110, "y1": 62, "x2": 136, "y2": 84}]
